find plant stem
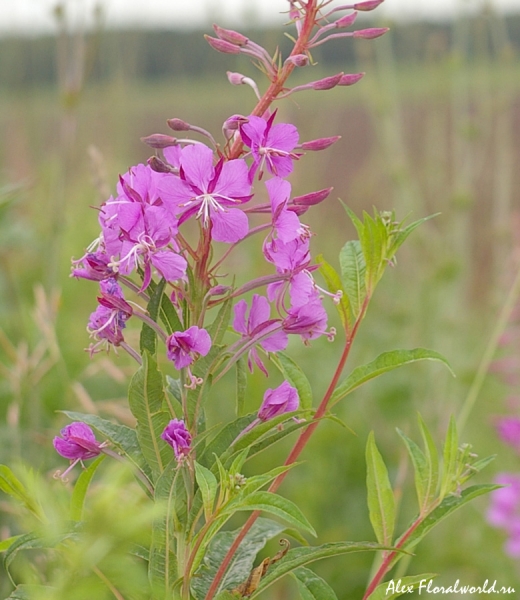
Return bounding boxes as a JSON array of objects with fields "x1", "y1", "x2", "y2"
[{"x1": 203, "y1": 296, "x2": 369, "y2": 600}]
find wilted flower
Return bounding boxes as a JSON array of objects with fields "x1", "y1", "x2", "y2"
[
  {"x1": 53, "y1": 422, "x2": 104, "y2": 481},
  {"x1": 161, "y1": 419, "x2": 192, "y2": 462}
]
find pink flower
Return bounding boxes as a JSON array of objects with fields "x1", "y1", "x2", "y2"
[
  {"x1": 53, "y1": 422, "x2": 105, "y2": 481},
  {"x1": 161, "y1": 419, "x2": 192, "y2": 462},
  {"x1": 233, "y1": 294, "x2": 288, "y2": 374},
  {"x1": 487, "y1": 473, "x2": 520, "y2": 557},
  {"x1": 158, "y1": 144, "x2": 252, "y2": 243},
  {"x1": 496, "y1": 417, "x2": 520, "y2": 452},
  {"x1": 258, "y1": 381, "x2": 299, "y2": 421},
  {"x1": 240, "y1": 113, "x2": 300, "y2": 180},
  {"x1": 166, "y1": 326, "x2": 212, "y2": 387}
]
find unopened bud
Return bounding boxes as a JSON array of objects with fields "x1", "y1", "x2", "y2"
[
  {"x1": 141, "y1": 134, "x2": 178, "y2": 149},
  {"x1": 338, "y1": 72, "x2": 365, "y2": 86},
  {"x1": 209, "y1": 284, "x2": 232, "y2": 296},
  {"x1": 311, "y1": 72, "x2": 344, "y2": 91},
  {"x1": 213, "y1": 24, "x2": 249, "y2": 46},
  {"x1": 205, "y1": 35, "x2": 241, "y2": 55},
  {"x1": 167, "y1": 118, "x2": 190, "y2": 132},
  {"x1": 293, "y1": 187, "x2": 333, "y2": 206},
  {"x1": 354, "y1": 0, "x2": 385, "y2": 11},
  {"x1": 353, "y1": 27, "x2": 389, "y2": 39},
  {"x1": 148, "y1": 156, "x2": 177, "y2": 174},
  {"x1": 335, "y1": 12, "x2": 357, "y2": 28},
  {"x1": 227, "y1": 71, "x2": 246, "y2": 86},
  {"x1": 284, "y1": 53, "x2": 309, "y2": 67},
  {"x1": 300, "y1": 136, "x2": 341, "y2": 151},
  {"x1": 223, "y1": 114, "x2": 248, "y2": 132}
]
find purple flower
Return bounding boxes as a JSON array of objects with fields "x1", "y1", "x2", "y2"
[
  {"x1": 265, "y1": 178, "x2": 308, "y2": 244},
  {"x1": 487, "y1": 473, "x2": 520, "y2": 557},
  {"x1": 161, "y1": 419, "x2": 192, "y2": 461},
  {"x1": 53, "y1": 422, "x2": 104, "y2": 481},
  {"x1": 158, "y1": 144, "x2": 252, "y2": 243},
  {"x1": 166, "y1": 326, "x2": 212, "y2": 387},
  {"x1": 233, "y1": 295, "x2": 288, "y2": 375},
  {"x1": 87, "y1": 279, "x2": 132, "y2": 353},
  {"x1": 71, "y1": 251, "x2": 115, "y2": 282},
  {"x1": 496, "y1": 417, "x2": 520, "y2": 452},
  {"x1": 258, "y1": 381, "x2": 299, "y2": 421},
  {"x1": 240, "y1": 113, "x2": 300, "y2": 180},
  {"x1": 282, "y1": 292, "x2": 333, "y2": 342}
]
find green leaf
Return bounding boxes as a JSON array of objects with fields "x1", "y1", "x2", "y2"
[
  {"x1": 128, "y1": 351, "x2": 171, "y2": 478},
  {"x1": 191, "y1": 518, "x2": 287, "y2": 600},
  {"x1": 368, "y1": 573, "x2": 438, "y2": 599},
  {"x1": 0, "y1": 466, "x2": 44, "y2": 521},
  {"x1": 271, "y1": 352, "x2": 313, "y2": 410},
  {"x1": 397, "y1": 429, "x2": 429, "y2": 511},
  {"x1": 4, "y1": 585, "x2": 56, "y2": 599},
  {"x1": 140, "y1": 278, "x2": 166, "y2": 355},
  {"x1": 195, "y1": 462, "x2": 218, "y2": 521},
  {"x1": 0, "y1": 535, "x2": 22, "y2": 553},
  {"x1": 70, "y1": 455, "x2": 106, "y2": 521},
  {"x1": 207, "y1": 296, "x2": 233, "y2": 347},
  {"x1": 235, "y1": 357, "x2": 248, "y2": 417},
  {"x1": 330, "y1": 348, "x2": 454, "y2": 407},
  {"x1": 418, "y1": 415, "x2": 439, "y2": 509},
  {"x1": 440, "y1": 416, "x2": 458, "y2": 499},
  {"x1": 366, "y1": 432, "x2": 395, "y2": 545},
  {"x1": 250, "y1": 541, "x2": 393, "y2": 598},
  {"x1": 317, "y1": 254, "x2": 350, "y2": 329},
  {"x1": 339, "y1": 240, "x2": 366, "y2": 319},
  {"x1": 198, "y1": 415, "x2": 256, "y2": 468},
  {"x1": 391, "y1": 484, "x2": 500, "y2": 569},
  {"x1": 387, "y1": 214, "x2": 438, "y2": 261},
  {"x1": 292, "y1": 566, "x2": 339, "y2": 600},
  {"x1": 159, "y1": 290, "x2": 183, "y2": 334},
  {"x1": 224, "y1": 491, "x2": 316, "y2": 537}
]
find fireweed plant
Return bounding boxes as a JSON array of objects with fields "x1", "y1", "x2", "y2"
[{"x1": 0, "y1": 1, "x2": 499, "y2": 599}]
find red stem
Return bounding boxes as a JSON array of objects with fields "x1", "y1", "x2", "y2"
[
  {"x1": 362, "y1": 515, "x2": 423, "y2": 600},
  {"x1": 203, "y1": 295, "x2": 369, "y2": 600}
]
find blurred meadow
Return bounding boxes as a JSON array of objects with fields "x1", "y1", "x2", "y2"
[{"x1": 1, "y1": 2, "x2": 520, "y2": 597}]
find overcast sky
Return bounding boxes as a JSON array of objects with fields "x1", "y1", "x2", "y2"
[{"x1": 1, "y1": 0, "x2": 520, "y2": 34}]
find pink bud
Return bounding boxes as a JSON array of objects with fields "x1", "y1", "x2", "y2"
[
  {"x1": 223, "y1": 114, "x2": 249, "y2": 132},
  {"x1": 311, "y1": 72, "x2": 344, "y2": 90},
  {"x1": 354, "y1": 0, "x2": 385, "y2": 11},
  {"x1": 147, "y1": 156, "x2": 177, "y2": 174},
  {"x1": 140, "y1": 134, "x2": 178, "y2": 149},
  {"x1": 213, "y1": 24, "x2": 249, "y2": 47},
  {"x1": 227, "y1": 71, "x2": 246, "y2": 85},
  {"x1": 300, "y1": 136, "x2": 341, "y2": 151},
  {"x1": 285, "y1": 53, "x2": 309, "y2": 67},
  {"x1": 335, "y1": 11, "x2": 357, "y2": 28},
  {"x1": 293, "y1": 187, "x2": 333, "y2": 206},
  {"x1": 205, "y1": 35, "x2": 241, "y2": 55},
  {"x1": 338, "y1": 72, "x2": 365, "y2": 86},
  {"x1": 167, "y1": 118, "x2": 190, "y2": 131},
  {"x1": 353, "y1": 27, "x2": 389, "y2": 39}
]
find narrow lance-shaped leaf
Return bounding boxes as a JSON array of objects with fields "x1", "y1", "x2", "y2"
[
  {"x1": 270, "y1": 352, "x2": 313, "y2": 410},
  {"x1": 396, "y1": 429, "x2": 429, "y2": 512},
  {"x1": 366, "y1": 431, "x2": 396, "y2": 546},
  {"x1": 70, "y1": 455, "x2": 106, "y2": 521},
  {"x1": 250, "y1": 541, "x2": 395, "y2": 598},
  {"x1": 440, "y1": 416, "x2": 458, "y2": 499},
  {"x1": 235, "y1": 357, "x2": 247, "y2": 417},
  {"x1": 292, "y1": 566, "x2": 339, "y2": 600},
  {"x1": 128, "y1": 351, "x2": 171, "y2": 478},
  {"x1": 0, "y1": 466, "x2": 45, "y2": 522},
  {"x1": 330, "y1": 348, "x2": 454, "y2": 407},
  {"x1": 418, "y1": 414, "x2": 439, "y2": 509},
  {"x1": 317, "y1": 253, "x2": 351, "y2": 329},
  {"x1": 195, "y1": 461, "x2": 218, "y2": 521},
  {"x1": 140, "y1": 277, "x2": 166, "y2": 355},
  {"x1": 223, "y1": 491, "x2": 316, "y2": 537},
  {"x1": 339, "y1": 240, "x2": 366, "y2": 319}
]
